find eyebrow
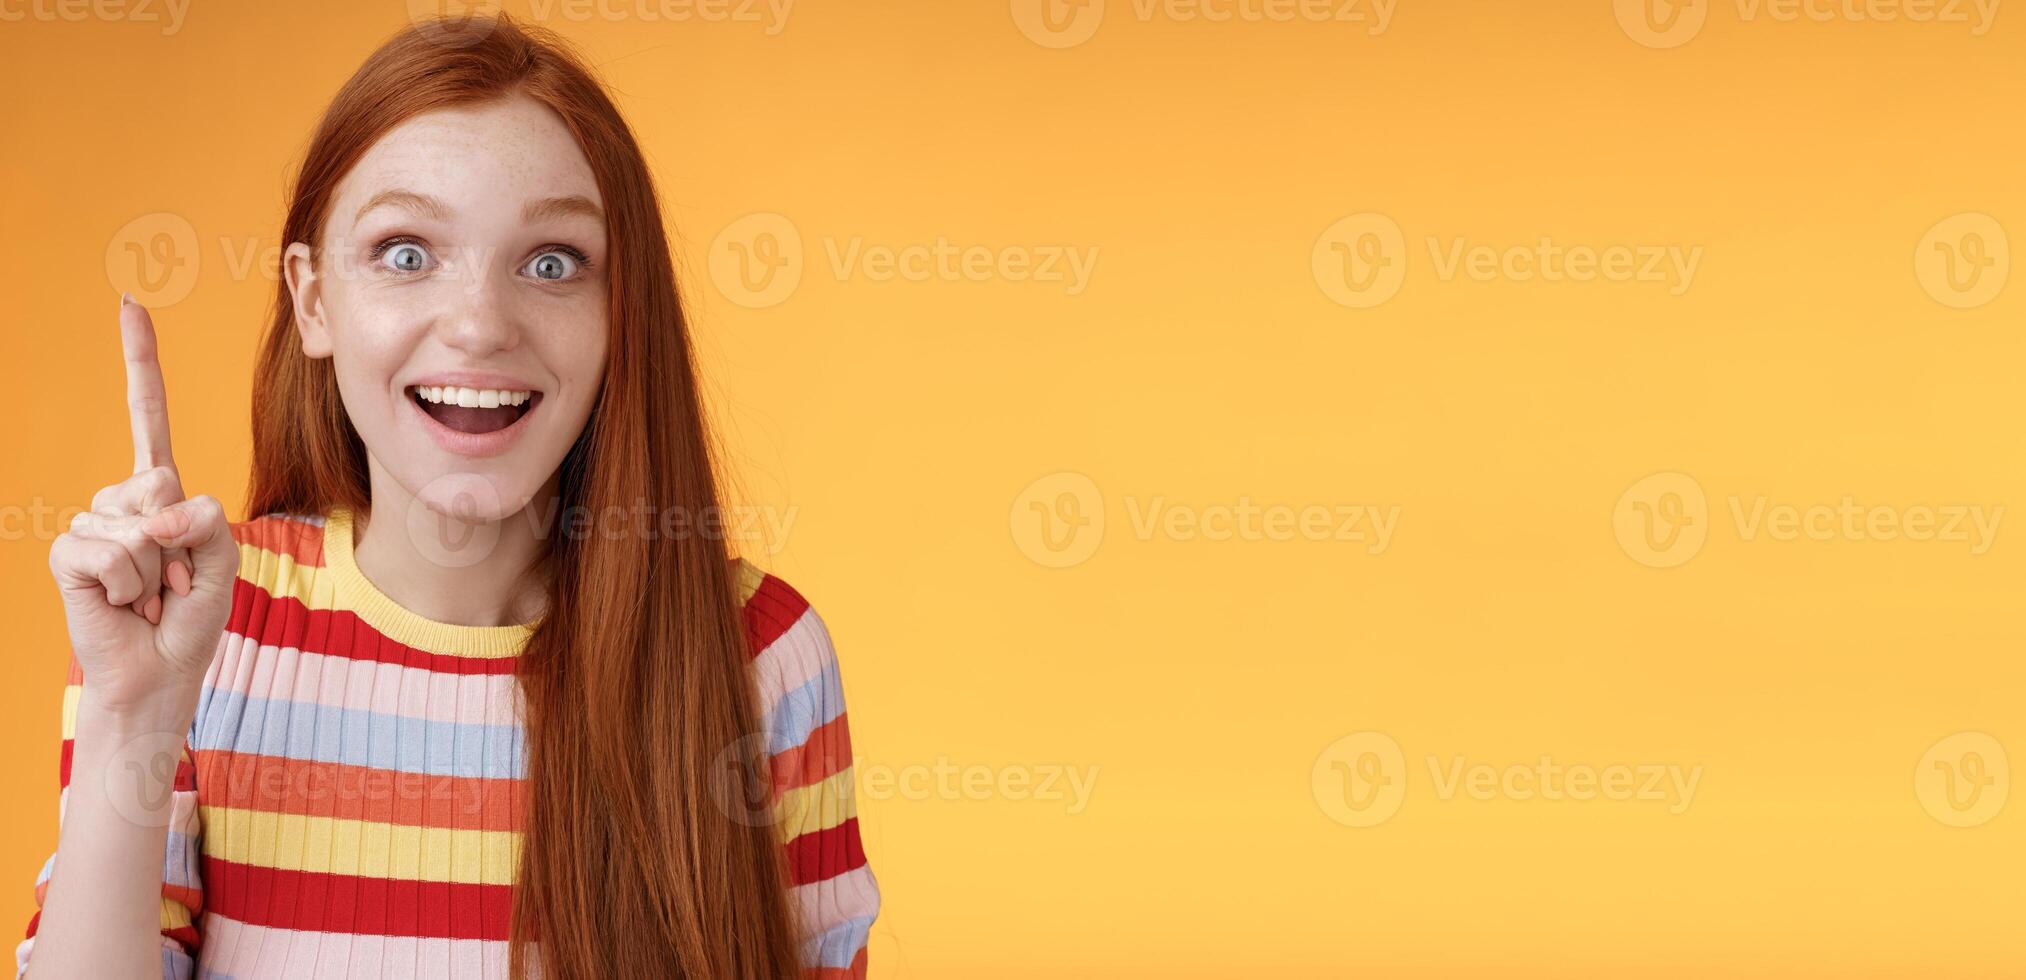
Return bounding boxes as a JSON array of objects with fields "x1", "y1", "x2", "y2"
[
  {"x1": 523, "y1": 195, "x2": 604, "y2": 224},
  {"x1": 354, "y1": 189, "x2": 452, "y2": 225},
  {"x1": 351, "y1": 191, "x2": 604, "y2": 227}
]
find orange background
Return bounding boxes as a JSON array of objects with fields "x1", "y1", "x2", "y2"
[{"x1": 2, "y1": 0, "x2": 2023, "y2": 976}]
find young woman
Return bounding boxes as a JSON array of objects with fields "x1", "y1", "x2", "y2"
[{"x1": 19, "y1": 16, "x2": 876, "y2": 980}]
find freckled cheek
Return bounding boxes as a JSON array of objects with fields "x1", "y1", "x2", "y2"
[
  {"x1": 323, "y1": 296, "x2": 435, "y2": 423},
  {"x1": 528, "y1": 308, "x2": 608, "y2": 424}
]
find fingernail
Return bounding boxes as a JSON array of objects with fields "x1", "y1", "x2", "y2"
[
  {"x1": 167, "y1": 561, "x2": 192, "y2": 596},
  {"x1": 143, "y1": 594, "x2": 162, "y2": 625},
  {"x1": 121, "y1": 291, "x2": 135, "y2": 307}
]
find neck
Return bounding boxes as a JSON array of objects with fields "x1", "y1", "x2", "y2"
[{"x1": 351, "y1": 462, "x2": 558, "y2": 628}]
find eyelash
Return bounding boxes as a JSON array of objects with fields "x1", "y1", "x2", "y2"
[{"x1": 366, "y1": 238, "x2": 594, "y2": 278}]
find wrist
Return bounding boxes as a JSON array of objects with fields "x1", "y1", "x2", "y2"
[
  {"x1": 75, "y1": 685, "x2": 198, "y2": 740},
  {"x1": 65, "y1": 692, "x2": 192, "y2": 830}
]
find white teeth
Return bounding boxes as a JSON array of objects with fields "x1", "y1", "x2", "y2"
[{"x1": 413, "y1": 385, "x2": 534, "y2": 407}]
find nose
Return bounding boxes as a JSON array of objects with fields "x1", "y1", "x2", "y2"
[{"x1": 436, "y1": 249, "x2": 521, "y2": 356}]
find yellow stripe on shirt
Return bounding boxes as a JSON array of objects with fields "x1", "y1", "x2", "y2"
[
  {"x1": 198, "y1": 805, "x2": 520, "y2": 886},
  {"x1": 773, "y1": 765, "x2": 858, "y2": 841}
]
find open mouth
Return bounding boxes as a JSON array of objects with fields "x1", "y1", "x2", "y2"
[{"x1": 408, "y1": 384, "x2": 540, "y2": 435}]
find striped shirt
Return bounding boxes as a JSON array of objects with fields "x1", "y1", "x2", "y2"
[{"x1": 17, "y1": 509, "x2": 878, "y2": 979}]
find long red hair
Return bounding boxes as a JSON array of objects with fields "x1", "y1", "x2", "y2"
[{"x1": 245, "y1": 16, "x2": 801, "y2": 979}]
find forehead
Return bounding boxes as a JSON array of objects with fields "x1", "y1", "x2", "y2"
[{"x1": 333, "y1": 95, "x2": 602, "y2": 219}]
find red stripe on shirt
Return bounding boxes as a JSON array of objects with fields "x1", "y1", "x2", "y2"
[
  {"x1": 201, "y1": 856, "x2": 514, "y2": 940},
  {"x1": 743, "y1": 573, "x2": 813, "y2": 658},
  {"x1": 783, "y1": 817, "x2": 867, "y2": 886},
  {"x1": 229, "y1": 579, "x2": 520, "y2": 676}
]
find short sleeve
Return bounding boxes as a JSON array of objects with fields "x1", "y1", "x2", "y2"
[{"x1": 741, "y1": 568, "x2": 880, "y2": 979}]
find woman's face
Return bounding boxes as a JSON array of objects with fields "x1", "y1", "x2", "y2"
[{"x1": 284, "y1": 94, "x2": 608, "y2": 522}]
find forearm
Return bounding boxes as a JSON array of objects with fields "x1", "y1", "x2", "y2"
[{"x1": 25, "y1": 691, "x2": 197, "y2": 979}]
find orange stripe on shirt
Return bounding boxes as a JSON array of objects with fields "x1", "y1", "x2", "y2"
[
  {"x1": 229, "y1": 514, "x2": 328, "y2": 567},
  {"x1": 771, "y1": 711, "x2": 855, "y2": 793},
  {"x1": 194, "y1": 752, "x2": 523, "y2": 832}
]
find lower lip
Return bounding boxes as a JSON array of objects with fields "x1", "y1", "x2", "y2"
[{"x1": 406, "y1": 390, "x2": 540, "y2": 458}]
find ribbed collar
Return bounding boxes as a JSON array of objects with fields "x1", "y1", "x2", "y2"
[{"x1": 322, "y1": 506, "x2": 536, "y2": 659}]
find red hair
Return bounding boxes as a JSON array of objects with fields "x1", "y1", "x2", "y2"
[{"x1": 246, "y1": 16, "x2": 801, "y2": 979}]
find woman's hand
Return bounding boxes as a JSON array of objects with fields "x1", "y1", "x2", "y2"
[{"x1": 46, "y1": 296, "x2": 239, "y2": 722}]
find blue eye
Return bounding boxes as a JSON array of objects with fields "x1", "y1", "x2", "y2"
[
  {"x1": 526, "y1": 250, "x2": 580, "y2": 281},
  {"x1": 380, "y1": 242, "x2": 430, "y2": 273}
]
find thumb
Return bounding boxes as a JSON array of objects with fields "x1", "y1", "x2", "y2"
[{"x1": 140, "y1": 496, "x2": 238, "y2": 588}]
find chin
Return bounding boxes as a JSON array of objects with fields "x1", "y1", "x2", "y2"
[{"x1": 408, "y1": 469, "x2": 531, "y2": 524}]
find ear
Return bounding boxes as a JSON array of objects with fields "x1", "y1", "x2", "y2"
[{"x1": 283, "y1": 241, "x2": 333, "y2": 358}]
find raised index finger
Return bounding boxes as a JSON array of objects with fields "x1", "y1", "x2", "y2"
[{"x1": 119, "y1": 294, "x2": 174, "y2": 474}]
